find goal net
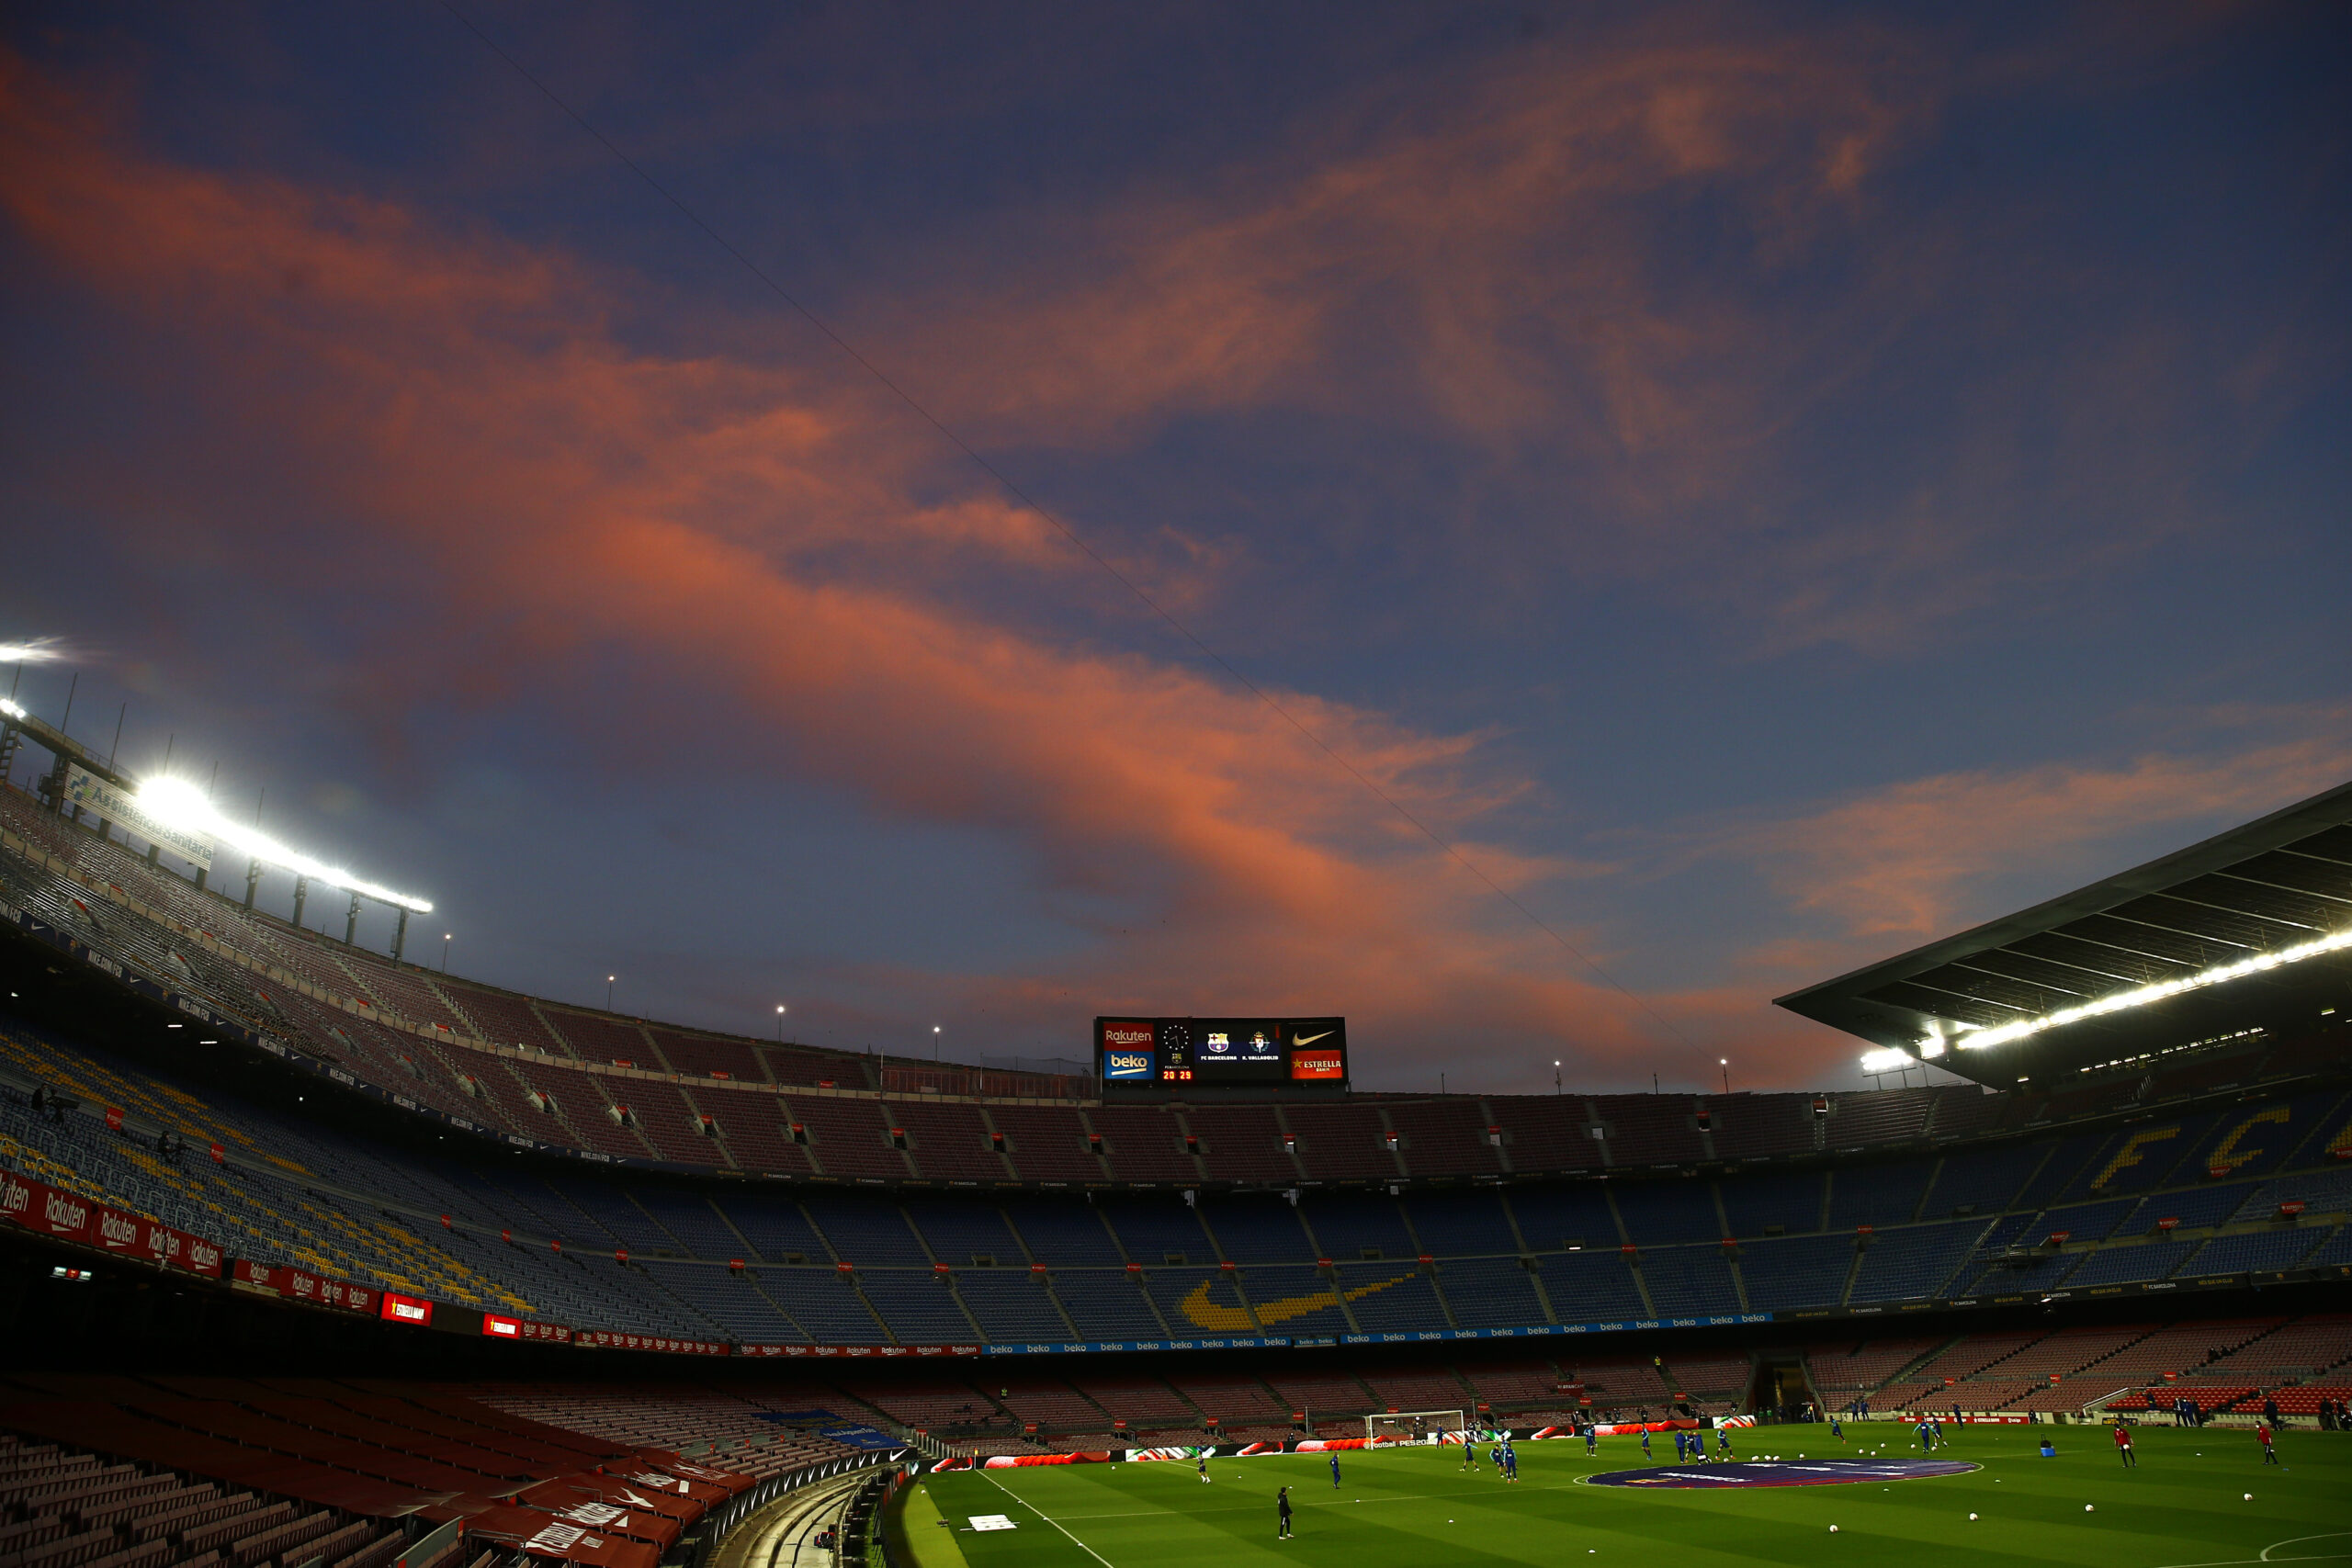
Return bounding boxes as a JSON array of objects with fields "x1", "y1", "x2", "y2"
[{"x1": 1365, "y1": 1410, "x2": 1464, "y2": 1446}]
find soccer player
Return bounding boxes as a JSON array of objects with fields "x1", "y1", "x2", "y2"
[
  {"x1": 1277, "y1": 1486, "x2": 1294, "y2": 1539},
  {"x1": 1640, "y1": 1427, "x2": 1653, "y2": 1460},
  {"x1": 1584, "y1": 1421, "x2": 1599, "y2": 1458},
  {"x1": 1715, "y1": 1426, "x2": 1733, "y2": 1460},
  {"x1": 2112, "y1": 1419, "x2": 2135, "y2": 1469},
  {"x1": 1505, "y1": 1443, "x2": 1520, "y2": 1482},
  {"x1": 1828, "y1": 1414, "x2": 1845, "y2": 1443},
  {"x1": 1330, "y1": 1451, "x2": 1341, "y2": 1489},
  {"x1": 2258, "y1": 1423, "x2": 2279, "y2": 1466},
  {"x1": 1917, "y1": 1418, "x2": 1934, "y2": 1453},
  {"x1": 1198, "y1": 1451, "x2": 1210, "y2": 1484},
  {"x1": 1930, "y1": 1417, "x2": 1944, "y2": 1449}
]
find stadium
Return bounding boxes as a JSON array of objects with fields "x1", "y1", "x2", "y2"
[
  {"x1": 1, "y1": 704, "x2": 2348, "y2": 1564},
  {"x1": 3, "y1": 7, "x2": 2349, "y2": 1568}
]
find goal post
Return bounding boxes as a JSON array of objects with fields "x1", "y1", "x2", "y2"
[{"x1": 1365, "y1": 1410, "x2": 1465, "y2": 1446}]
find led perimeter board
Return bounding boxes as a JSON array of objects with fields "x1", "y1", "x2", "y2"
[{"x1": 1095, "y1": 1016, "x2": 1348, "y2": 1094}]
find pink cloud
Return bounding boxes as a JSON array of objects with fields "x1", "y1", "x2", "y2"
[
  {"x1": 1734, "y1": 732, "x2": 2352, "y2": 947},
  {"x1": 0, "y1": 47, "x2": 1725, "y2": 1089}
]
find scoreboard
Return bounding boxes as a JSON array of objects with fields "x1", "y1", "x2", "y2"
[{"x1": 1094, "y1": 1017, "x2": 1348, "y2": 1092}]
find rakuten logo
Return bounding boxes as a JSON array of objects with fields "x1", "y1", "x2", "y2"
[{"x1": 1101, "y1": 1022, "x2": 1154, "y2": 1048}]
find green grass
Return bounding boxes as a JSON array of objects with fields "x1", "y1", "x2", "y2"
[{"x1": 898, "y1": 1427, "x2": 2351, "y2": 1568}]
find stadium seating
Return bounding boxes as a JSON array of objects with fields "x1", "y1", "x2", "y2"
[
  {"x1": 6, "y1": 787, "x2": 2352, "y2": 1432},
  {"x1": 1804, "y1": 1337, "x2": 1940, "y2": 1393},
  {"x1": 14, "y1": 1007, "x2": 2330, "y2": 1358},
  {"x1": 10, "y1": 784, "x2": 2339, "y2": 1199}
]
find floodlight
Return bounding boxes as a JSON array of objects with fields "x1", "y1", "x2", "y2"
[
  {"x1": 0, "y1": 638, "x2": 65, "y2": 664},
  {"x1": 1860, "y1": 1047, "x2": 1914, "y2": 1074},
  {"x1": 1951, "y1": 925, "x2": 2352, "y2": 1051},
  {"x1": 135, "y1": 776, "x2": 433, "y2": 911}
]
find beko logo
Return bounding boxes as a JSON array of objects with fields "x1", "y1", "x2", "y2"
[{"x1": 1104, "y1": 1052, "x2": 1154, "y2": 1078}]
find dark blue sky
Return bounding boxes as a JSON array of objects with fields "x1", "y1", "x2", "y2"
[{"x1": 1, "y1": 2, "x2": 2346, "y2": 1091}]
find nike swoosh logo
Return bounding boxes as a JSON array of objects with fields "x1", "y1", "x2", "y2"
[
  {"x1": 1291, "y1": 1031, "x2": 1335, "y2": 1046},
  {"x1": 1178, "y1": 1273, "x2": 1411, "y2": 1330}
]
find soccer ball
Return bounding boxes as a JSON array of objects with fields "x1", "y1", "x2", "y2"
[
  {"x1": 1829, "y1": 1525, "x2": 1840, "y2": 1534},
  {"x1": 1968, "y1": 1514, "x2": 1978, "y2": 1521},
  {"x1": 2085, "y1": 1505, "x2": 2095, "y2": 1513}
]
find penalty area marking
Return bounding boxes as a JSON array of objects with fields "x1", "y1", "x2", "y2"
[{"x1": 976, "y1": 1469, "x2": 1115, "y2": 1568}]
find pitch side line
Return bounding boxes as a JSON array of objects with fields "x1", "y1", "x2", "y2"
[{"x1": 975, "y1": 1471, "x2": 1116, "y2": 1568}]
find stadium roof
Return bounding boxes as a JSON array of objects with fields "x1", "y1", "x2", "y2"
[{"x1": 1776, "y1": 780, "x2": 2352, "y2": 1088}]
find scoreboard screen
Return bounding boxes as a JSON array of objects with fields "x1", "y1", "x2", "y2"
[{"x1": 1095, "y1": 1017, "x2": 1347, "y2": 1092}]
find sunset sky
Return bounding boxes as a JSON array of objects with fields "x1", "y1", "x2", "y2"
[{"x1": 1, "y1": 3, "x2": 2345, "y2": 1093}]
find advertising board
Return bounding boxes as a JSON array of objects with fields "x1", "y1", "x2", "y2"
[{"x1": 1095, "y1": 1017, "x2": 1347, "y2": 1092}]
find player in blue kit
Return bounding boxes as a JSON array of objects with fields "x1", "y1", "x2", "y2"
[{"x1": 1329, "y1": 1451, "x2": 1341, "y2": 1488}]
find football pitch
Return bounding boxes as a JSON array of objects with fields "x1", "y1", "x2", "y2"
[{"x1": 894, "y1": 1427, "x2": 2351, "y2": 1567}]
